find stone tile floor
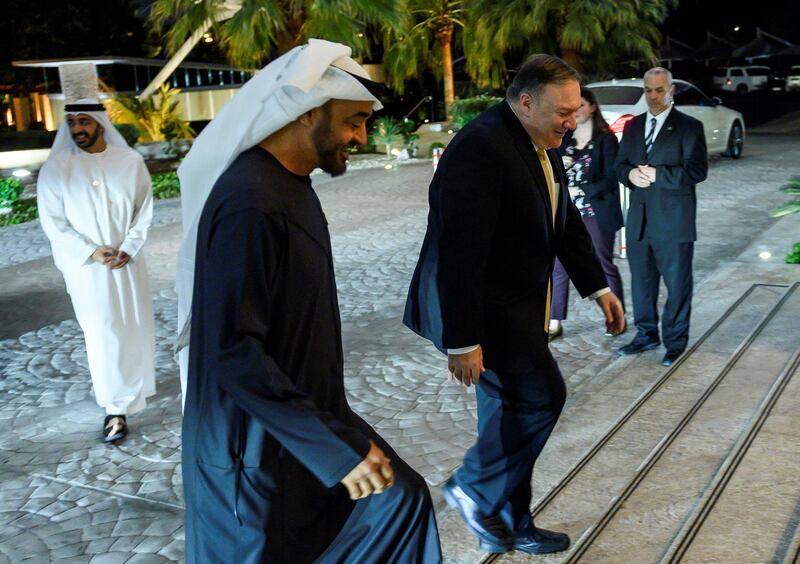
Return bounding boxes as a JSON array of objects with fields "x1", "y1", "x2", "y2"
[{"x1": 1, "y1": 134, "x2": 798, "y2": 562}]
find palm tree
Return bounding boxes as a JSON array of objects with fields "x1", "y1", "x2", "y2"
[
  {"x1": 106, "y1": 84, "x2": 195, "y2": 142},
  {"x1": 465, "y1": 0, "x2": 676, "y2": 85},
  {"x1": 148, "y1": 0, "x2": 407, "y2": 68},
  {"x1": 381, "y1": 0, "x2": 467, "y2": 119}
]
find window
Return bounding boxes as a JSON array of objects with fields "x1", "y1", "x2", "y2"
[
  {"x1": 590, "y1": 86, "x2": 642, "y2": 106},
  {"x1": 673, "y1": 83, "x2": 708, "y2": 106},
  {"x1": 730, "y1": 69, "x2": 744, "y2": 77},
  {"x1": 746, "y1": 67, "x2": 770, "y2": 77}
]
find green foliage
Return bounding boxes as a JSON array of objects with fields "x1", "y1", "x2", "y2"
[
  {"x1": 0, "y1": 177, "x2": 36, "y2": 226},
  {"x1": 450, "y1": 95, "x2": 503, "y2": 128},
  {"x1": 781, "y1": 176, "x2": 800, "y2": 195},
  {"x1": 768, "y1": 177, "x2": 800, "y2": 264},
  {"x1": 786, "y1": 242, "x2": 800, "y2": 265},
  {"x1": 148, "y1": 0, "x2": 406, "y2": 67},
  {"x1": 429, "y1": 141, "x2": 446, "y2": 158},
  {"x1": 106, "y1": 84, "x2": 195, "y2": 143},
  {"x1": 114, "y1": 124, "x2": 140, "y2": 148},
  {"x1": 398, "y1": 119, "x2": 420, "y2": 155},
  {"x1": 372, "y1": 117, "x2": 402, "y2": 155},
  {"x1": 769, "y1": 177, "x2": 800, "y2": 218},
  {"x1": 0, "y1": 177, "x2": 23, "y2": 207},
  {"x1": 464, "y1": 0, "x2": 676, "y2": 84},
  {"x1": 382, "y1": 0, "x2": 466, "y2": 93},
  {"x1": 151, "y1": 172, "x2": 181, "y2": 200},
  {"x1": 0, "y1": 198, "x2": 38, "y2": 226}
]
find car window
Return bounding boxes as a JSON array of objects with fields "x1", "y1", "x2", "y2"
[
  {"x1": 792, "y1": 66, "x2": 800, "y2": 72},
  {"x1": 673, "y1": 83, "x2": 708, "y2": 106},
  {"x1": 712, "y1": 68, "x2": 727, "y2": 77},
  {"x1": 731, "y1": 69, "x2": 744, "y2": 77},
  {"x1": 747, "y1": 68, "x2": 770, "y2": 77},
  {"x1": 590, "y1": 86, "x2": 642, "y2": 106}
]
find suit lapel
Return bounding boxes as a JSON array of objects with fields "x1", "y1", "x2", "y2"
[
  {"x1": 646, "y1": 108, "x2": 678, "y2": 163},
  {"x1": 630, "y1": 115, "x2": 647, "y2": 162},
  {"x1": 499, "y1": 103, "x2": 555, "y2": 232}
]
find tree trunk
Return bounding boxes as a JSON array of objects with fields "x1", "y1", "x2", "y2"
[
  {"x1": 438, "y1": 24, "x2": 455, "y2": 120},
  {"x1": 560, "y1": 43, "x2": 582, "y2": 73},
  {"x1": 277, "y1": 12, "x2": 305, "y2": 53}
]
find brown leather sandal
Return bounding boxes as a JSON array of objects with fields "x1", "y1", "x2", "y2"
[{"x1": 103, "y1": 414, "x2": 128, "y2": 443}]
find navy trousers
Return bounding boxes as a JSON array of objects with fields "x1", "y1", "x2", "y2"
[
  {"x1": 627, "y1": 235, "x2": 694, "y2": 352},
  {"x1": 551, "y1": 214, "x2": 624, "y2": 321},
  {"x1": 454, "y1": 359, "x2": 567, "y2": 532}
]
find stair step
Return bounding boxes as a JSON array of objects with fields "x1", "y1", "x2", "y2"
[
  {"x1": 440, "y1": 284, "x2": 789, "y2": 563},
  {"x1": 568, "y1": 282, "x2": 800, "y2": 562},
  {"x1": 665, "y1": 352, "x2": 800, "y2": 563}
]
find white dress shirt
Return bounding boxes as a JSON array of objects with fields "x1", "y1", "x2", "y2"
[{"x1": 645, "y1": 104, "x2": 673, "y2": 145}]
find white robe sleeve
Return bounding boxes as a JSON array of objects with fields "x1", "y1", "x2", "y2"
[
  {"x1": 37, "y1": 162, "x2": 98, "y2": 267},
  {"x1": 118, "y1": 156, "x2": 153, "y2": 260}
]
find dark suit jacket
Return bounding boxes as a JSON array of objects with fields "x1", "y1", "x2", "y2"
[
  {"x1": 404, "y1": 102, "x2": 608, "y2": 374},
  {"x1": 559, "y1": 130, "x2": 623, "y2": 233},
  {"x1": 615, "y1": 108, "x2": 708, "y2": 242}
]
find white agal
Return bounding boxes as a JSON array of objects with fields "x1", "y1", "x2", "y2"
[
  {"x1": 587, "y1": 78, "x2": 746, "y2": 159},
  {"x1": 37, "y1": 145, "x2": 155, "y2": 415}
]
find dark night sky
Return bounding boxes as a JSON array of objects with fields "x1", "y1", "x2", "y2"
[{"x1": 659, "y1": 0, "x2": 800, "y2": 47}]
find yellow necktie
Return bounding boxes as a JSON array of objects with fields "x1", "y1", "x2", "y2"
[{"x1": 536, "y1": 148, "x2": 556, "y2": 333}]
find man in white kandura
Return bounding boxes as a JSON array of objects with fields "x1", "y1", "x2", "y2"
[{"x1": 37, "y1": 98, "x2": 155, "y2": 443}]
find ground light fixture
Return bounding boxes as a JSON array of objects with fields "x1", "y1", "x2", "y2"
[
  {"x1": 759, "y1": 251, "x2": 772, "y2": 260},
  {"x1": 12, "y1": 169, "x2": 31, "y2": 178}
]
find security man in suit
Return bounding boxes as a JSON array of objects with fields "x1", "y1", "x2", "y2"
[
  {"x1": 404, "y1": 54, "x2": 624, "y2": 555},
  {"x1": 615, "y1": 67, "x2": 708, "y2": 367}
]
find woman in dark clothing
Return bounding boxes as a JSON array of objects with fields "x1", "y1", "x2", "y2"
[{"x1": 550, "y1": 86, "x2": 626, "y2": 339}]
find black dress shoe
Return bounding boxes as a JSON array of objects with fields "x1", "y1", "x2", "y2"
[
  {"x1": 661, "y1": 349, "x2": 684, "y2": 366},
  {"x1": 617, "y1": 336, "x2": 660, "y2": 356},
  {"x1": 511, "y1": 526, "x2": 571, "y2": 554},
  {"x1": 442, "y1": 478, "x2": 513, "y2": 553}
]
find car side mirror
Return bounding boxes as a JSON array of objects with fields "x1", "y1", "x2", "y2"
[{"x1": 710, "y1": 96, "x2": 722, "y2": 107}]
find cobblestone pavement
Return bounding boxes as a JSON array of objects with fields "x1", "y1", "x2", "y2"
[
  {"x1": 0, "y1": 154, "x2": 402, "y2": 269},
  {"x1": 1, "y1": 134, "x2": 798, "y2": 562}
]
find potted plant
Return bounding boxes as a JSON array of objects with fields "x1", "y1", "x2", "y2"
[
  {"x1": 769, "y1": 176, "x2": 800, "y2": 264},
  {"x1": 371, "y1": 117, "x2": 402, "y2": 157}
]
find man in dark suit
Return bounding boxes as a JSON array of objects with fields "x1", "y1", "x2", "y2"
[
  {"x1": 404, "y1": 55, "x2": 624, "y2": 555},
  {"x1": 615, "y1": 67, "x2": 708, "y2": 367}
]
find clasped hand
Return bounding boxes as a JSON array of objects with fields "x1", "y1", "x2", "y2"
[
  {"x1": 629, "y1": 165, "x2": 656, "y2": 188},
  {"x1": 92, "y1": 246, "x2": 130, "y2": 269}
]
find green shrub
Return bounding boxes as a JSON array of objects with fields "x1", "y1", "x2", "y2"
[
  {"x1": 769, "y1": 176, "x2": 800, "y2": 264},
  {"x1": 151, "y1": 172, "x2": 181, "y2": 199},
  {"x1": 115, "y1": 124, "x2": 140, "y2": 148},
  {"x1": 0, "y1": 177, "x2": 23, "y2": 207},
  {"x1": 450, "y1": 95, "x2": 503, "y2": 128},
  {"x1": 0, "y1": 198, "x2": 38, "y2": 226},
  {"x1": 769, "y1": 176, "x2": 800, "y2": 218},
  {"x1": 786, "y1": 242, "x2": 800, "y2": 265},
  {"x1": 429, "y1": 142, "x2": 446, "y2": 158}
]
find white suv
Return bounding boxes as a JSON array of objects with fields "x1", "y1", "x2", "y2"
[
  {"x1": 786, "y1": 66, "x2": 800, "y2": 92},
  {"x1": 712, "y1": 66, "x2": 771, "y2": 95}
]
